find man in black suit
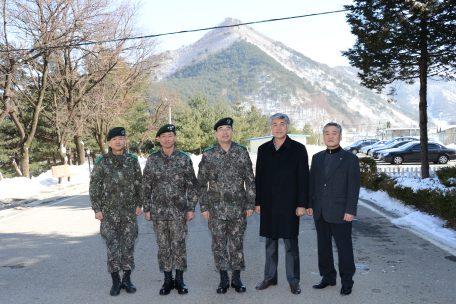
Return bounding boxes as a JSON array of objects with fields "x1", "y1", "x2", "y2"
[
  {"x1": 254, "y1": 113, "x2": 309, "y2": 295},
  {"x1": 307, "y1": 122, "x2": 360, "y2": 296}
]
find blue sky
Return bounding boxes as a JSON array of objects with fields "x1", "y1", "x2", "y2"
[{"x1": 138, "y1": 0, "x2": 356, "y2": 67}]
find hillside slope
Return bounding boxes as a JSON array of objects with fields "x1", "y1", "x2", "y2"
[{"x1": 158, "y1": 18, "x2": 426, "y2": 131}]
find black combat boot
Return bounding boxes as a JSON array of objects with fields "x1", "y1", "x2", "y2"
[
  {"x1": 216, "y1": 270, "x2": 230, "y2": 294},
  {"x1": 231, "y1": 270, "x2": 246, "y2": 293},
  {"x1": 159, "y1": 271, "x2": 175, "y2": 295},
  {"x1": 121, "y1": 270, "x2": 137, "y2": 293},
  {"x1": 175, "y1": 270, "x2": 188, "y2": 294},
  {"x1": 110, "y1": 272, "x2": 121, "y2": 296}
]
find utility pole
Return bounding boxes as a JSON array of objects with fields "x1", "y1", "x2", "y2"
[
  {"x1": 166, "y1": 98, "x2": 171, "y2": 124},
  {"x1": 439, "y1": 111, "x2": 443, "y2": 143}
]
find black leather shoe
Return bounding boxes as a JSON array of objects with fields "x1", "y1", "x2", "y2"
[
  {"x1": 255, "y1": 280, "x2": 278, "y2": 290},
  {"x1": 290, "y1": 283, "x2": 301, "y2": 294},
  {"x1": 175, "y1": 270, "x2": 188, "y2": 294},
  {"x1": 313, "y1": 280, "x2": 336, "y2": 289},
  {"x1": 231, "y1": 270, "x2": 246, "y2": 293},
  {"x1": 217, "y1": 270, "x2": 230, "y2": 294},
  {"x1": 159, "y1": 271, "x2": 175, "y2": 295},
  {"x1": 121, "y1": 270, "x2": 136, "y2": 293},
  {"x1": 340, "y1": 286, "x2": 352, "y2": 295},
  {"x1": 110, "y1": 272, "x2": 121, "y2": 296}
]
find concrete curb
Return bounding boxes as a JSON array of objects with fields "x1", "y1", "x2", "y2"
[{"x1": 358, "y1": 197, "x2": 456, "y2": 256}]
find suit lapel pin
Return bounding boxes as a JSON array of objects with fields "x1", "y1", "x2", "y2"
[{"x1": 340, "y1": 158, "x2": 342, "y2": 160}]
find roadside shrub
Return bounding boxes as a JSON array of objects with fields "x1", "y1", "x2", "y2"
[
  {"x1": 361, "y1": 172, "x2": 389, "y2": 191},
  {"x1": 360, "y1": 172, "x2": 456, "y2": 229},
  {"x1": 436, "y1": 166, "x2": 456, "y2": 187},
  {"x1": 359, "y1": 157, "x2": 378, "y2": 173}
]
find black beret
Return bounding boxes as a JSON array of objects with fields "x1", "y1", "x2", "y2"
[
  {"x1": 156, "y1": 124, "x2": 176, "y2": 137},
  {"x1": 214, "y1": 117, "x2": 233, "y2": 130},
  {"x1": 107, "y1": 127, "x2": 126, "y2": 141}
]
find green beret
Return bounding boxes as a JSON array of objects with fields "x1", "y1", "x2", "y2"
[
  {"x1": 107, "y1": 127, "x2": 125, "y2": 141},
  {"x1": 214, "y1": 117, "x2": 233, "y2": 130},
  {"x1": 156, "y1": 124, "x2": 176, "y2": 137}
]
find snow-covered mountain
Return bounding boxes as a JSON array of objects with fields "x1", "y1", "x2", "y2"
[{"x1": 156, "y1": 18, "x2": 454, "y2": 131}]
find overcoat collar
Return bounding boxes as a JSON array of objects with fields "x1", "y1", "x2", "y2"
[
  {"x1": 319, "y1": 147, "x2": 348, "y2": 181},
  {"x1": 267, "y1": 135, "x2": 292, "y2": 151}
]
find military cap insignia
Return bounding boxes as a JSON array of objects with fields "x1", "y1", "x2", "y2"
[
  {"x1": 156, "y1": 124, "x2": 176, "y2": 137},
  {"x1": 107, "y1": 127, "x2": 125, "y2": 141},
  {"x1": 214, "y1": 117, "x2": 234, "y2": 130}
]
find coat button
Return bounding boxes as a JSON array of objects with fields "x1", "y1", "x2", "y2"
[{"x1": 324, "y1": 184, "x2": 326, "y2": 186}]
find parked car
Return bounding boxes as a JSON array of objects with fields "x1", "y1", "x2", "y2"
[
  {"x1": 344, "y1": 138, "x2": 380, "y2": 154},
  {"x1": 360, "y1": 140, "x2": 386, "y2": 154},
  {"x1": 370, "y1": 139, "x2": 419, "y2": 159},
  {"x1": 379, "y1": 142, "x2": 456, "y2": 165},
  {"x1": 368, "y1": 136, "x2": 418, "y2": 158}
]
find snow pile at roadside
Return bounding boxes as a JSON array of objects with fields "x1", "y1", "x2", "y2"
[
  {"x1": 360, "y1": 175, "x2": 456, "y2": 249},
  {"x1": 0, "y1": 156, "x2": 149, "y2": 201},
  {"x1": 392, "y1": 174, "x2": 456, "y2": 192},
  {"x1": 0, "y1": 154, "x2": 207, "y2": 201},
  {"x1": 0, "y1": 164, "x2": 92, "y2": 201}
]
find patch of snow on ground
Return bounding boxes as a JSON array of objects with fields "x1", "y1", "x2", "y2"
[
  {"x1": 360, "y1": 180, "x2": 456, "y2": 249},
  {"x1": 392, "y1": 175, "x2": 455, "y2": 192},
  {"x1": 0, "y1": 156, "x2": 151, "y2": 201}
]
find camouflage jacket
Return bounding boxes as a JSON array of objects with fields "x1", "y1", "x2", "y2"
[
  {"x1": 141, "y1": 148, "x2": 198, "y2": 220},
  {"x1": 89, "y1": 148, "x2": 142, "y2": 222},
  {"x1": 197, "y1": 142, "x2": 255, "y2": 220}
]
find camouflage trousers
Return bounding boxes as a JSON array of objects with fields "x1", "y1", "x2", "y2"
[
  {"x1": 153, "y1": 219, "x2": 188, "y2": 271},
  {"x1": 208, "y1": 217, "x2": 247, "y2": 271},
  {"x1": 100, "y1": 219, "x2": 138, "y2": 273}
]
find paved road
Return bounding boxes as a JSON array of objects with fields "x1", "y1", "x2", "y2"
[{"x1": 1, "y1": 195, "x2": 455, "y2": 304}]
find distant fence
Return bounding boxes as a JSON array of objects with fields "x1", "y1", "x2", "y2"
[{"x1": 377, "y1": 166, "x2": 444, "y2": 177}]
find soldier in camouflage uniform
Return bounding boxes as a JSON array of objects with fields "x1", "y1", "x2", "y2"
[
  {"x1": 89, "y1": 127, "x2": 143, "y2": 296},
  {"x1": 198, "y1": 117, "x2": 256, "y2": 294},
  {"x1": 141, "y1": 124, "x2": 198, "y2": 296}
]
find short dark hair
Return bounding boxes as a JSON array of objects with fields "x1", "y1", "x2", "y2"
[{"x1": 323, "y1": 122, "x2": 342, "y2": 134}]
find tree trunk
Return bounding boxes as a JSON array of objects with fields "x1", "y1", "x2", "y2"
[
  {"x1": 68, "y1": 147, "x2": 72, "y2": 166},
  {"x1": 419, "y1": 17, "x2": 430, "y2": 178},
  {"x1": 94, "y1": 131, "x2": 108, "y2": 154},
  {"x1": 74, "y1": 135, "x2": 85, "y2": 165},
  {"x1": 19, "y1": 146, "x2": 29, "y2": 178},
  {"x1": 0, "y1": 171, "x2": 3, "y2": 181},
  {"x1": 59, "y1": 151, "x2": 68, "y2": 165},
  {"x1": 137, "y1": 140, "x2": 143, "y2": 155},
  {"x1": 11, "y1": 158, "x2": 22, "y2": 177}
]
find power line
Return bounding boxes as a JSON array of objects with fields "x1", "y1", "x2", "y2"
[{"x1": 0, "y1": 10, "x2": 348, "y2": 53}]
